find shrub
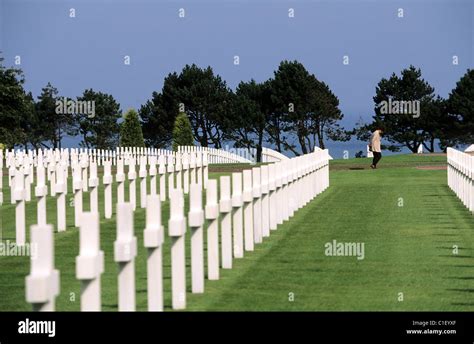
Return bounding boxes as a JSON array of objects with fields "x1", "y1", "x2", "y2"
[
  {"x1": 120, "y1": 109, "x2": 145, "y2": 148},
  {"x1": 172, "y1": 112, "x2": 194, "y2": 151}
]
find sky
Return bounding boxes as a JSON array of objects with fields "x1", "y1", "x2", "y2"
[{"x1": 0, "y1": 0, "x2": 472, "y2": 155}]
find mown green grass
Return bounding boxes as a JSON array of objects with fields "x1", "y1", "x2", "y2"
[
  {"x1": 330, "y1": 153, "x2": 447, "y2": 170},
  {"x1": 0, "y1": 155, "x2": 473, "y2": 311}
]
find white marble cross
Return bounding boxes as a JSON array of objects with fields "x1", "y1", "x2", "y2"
[
  {"x1": 167, "y1": 154, "x2": 175, "y2": 198},
  {"x1": 219, "y1": 176, "x2": 232, "y2": 269},
  {"x1": 252, "y1": 167, "x2": 262, "y2": 244},
  {"x1": 189, "y1": 183, "x2": 204, "y2": 293},
  {"x1": 158, "y1": 155, "x2": 167, "y2": 202},
  {"x1": 205, "y1": 180, "x2": 219, "y2": 280},
  {"x1": 168, "y1": 188, "x2": 187, "y2": 309},
  {"x1": 260, "y1": 165, "x2": 270, "y2": 238},
  {"x1": 114, "y1": 202, "x2": 137, "y2": 311},
  {"x1": 143, "y1": 195, "x2": 164, "y2": 311},
  {"x1": 26, "y1": 224, "x2": 60, "y2": 311},
  {"x1": 268, "y1": 164, "x2": 278, "y2": 231},
  {"x1": 116, "y1": 158, "x2": 125, "y2": 204},
  {"x1": 231, "y1": 172, "x2": 244, "y2": 258},
  {"x1": 55, "y1": 163, "x2": 67, "y2": 232},
  {"x1": 76, "y1": 212, "x2": 104, "y2": 311},
  {"x1": 72, "y1": 164, "x2": 83, "y2": 228},
  {"x1": 128, "y1": 157, "x2": 137, "y2": 211},
  {"x1": 139, "y1": 155, "x2": 148, "y2": 209},
  {"x1": 103, "y1": 159, "x2": 113, "y2": 219},
  {"x1": 88, "y1": 159, "x2": 99, "y2": 214},
  {"x1": 35, "y1": 153, "x2": 48, "y2": 226},
  {"x1": 182, "y1": 153, "x2": 190, "y2": 194},
  {"x1": 242, "y1": 169, "x2": 254, "y2": 251},
  {"x1": 14, "y1": 167, "x2": 26, "y2": 245}
]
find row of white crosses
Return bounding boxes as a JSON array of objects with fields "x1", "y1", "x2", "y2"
[
  {"x1": 0, "y1": 148, "x2": 209, "y2": 245},
  {"x1": 178, "y1": 145, "x2": 292, "y2": 164},
  {"x1": 25, "y1": 147, "x2": 330, "y2": 311},
  {"x1": 3, "y1": 146, "x2": 175, "y2": 169},
  {"x1": 447, "y1": 147, "x2": 474, "y2": 213},
  {"x1": 1, "y1": 147, "x2": 206, "y2": 192},
  {"x1": 178, "y1": 145, "x2": 252, "y2": 164}
]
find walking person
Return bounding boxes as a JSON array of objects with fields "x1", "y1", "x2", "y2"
[{"x1": 369, "y1": 128, "x2": 383, "y2": 169}]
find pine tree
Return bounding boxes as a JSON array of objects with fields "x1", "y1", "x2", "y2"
[
  {"x1": 120, "y1": 109, "x2": 145, "y2": 147},
  {"x1": 172, "y1": 112, "x2": 194, "y2": 151}
]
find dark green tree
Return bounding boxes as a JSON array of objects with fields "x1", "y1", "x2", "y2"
[
  {"x1": 371, "y1": 66, "x2": 438, "y2": 153},
  {"x1": 74, "y1": 89, "x2": 121, "y2": 149},
  {"x1": 227, "y1": 79, "x2": 271, "y2": 162},
  {"x1": 35, "y1": 82, "x2": 75, "y2": 148},
  {"x1": 21, "y1": 92, "x2": 43, "y2": 149},
  {"x1": 172, "y1": 112, "x2": 194, "y2": 151},
  {"x1": 159, "y1": 64, "x2": 232, "y2": 148},
  {"x1": 0, "y1": 56, "x2": 29, "y2": 148},
  {"x1": 269, "y1": 60, "x2": 348, "y2": 154},
  {"x1": 419, "y1": 96, "x2": 450, "y2": 152},
  {"x1": 269, "y1": 60, "x2": 310, "y2": 154},
  {"x1": 447, "y1": 69, "x2": 474, "y2": 145},
  {"x1": 139, "y1": 91, "x2": 177, "y2": 148},
  {"x1": 307, "y1": 78, "x2": 349, "y2": 150},
  {"x1": 120, "y1": 108, "x2": 145, "y2": 147}
]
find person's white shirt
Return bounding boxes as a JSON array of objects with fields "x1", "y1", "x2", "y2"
[{"x1": 370, "y1": 130, "x2": 382, "y2": 153}]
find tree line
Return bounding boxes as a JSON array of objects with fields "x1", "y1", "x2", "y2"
[{"x1": 0, "y1": 55, "x2": 472, "y2": 160}]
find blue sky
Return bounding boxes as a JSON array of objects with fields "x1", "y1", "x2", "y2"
[{"x1": 0, "y1": 0, "x2": 472, "y2": 153}]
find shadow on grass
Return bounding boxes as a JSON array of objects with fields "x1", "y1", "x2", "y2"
[
  {"x1": 445, "y1": 276, "x2": 474, "y2": 280},
  {"x1": 451, "y1": 303, "x2": 474, "y2": 307},
  {"x1": 103, "y1": 303, "x2": 119, "y2": 309},
  {"x1": 447, "y1": 288, "x2": 474, "y2": 293},
  {"x1": 436, "y1": 246, "x2": 466, "y2": 249},
  {"x1": 423, "y1": 195, "x2": 452, "y2": 197},
  {"x1": 438, "y1": 255, "x2": 473, "y2": 259}
]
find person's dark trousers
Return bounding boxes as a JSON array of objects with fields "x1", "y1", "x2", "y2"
[{"x1": 372, "y1": 152, "x2": 382, "y2": 167}]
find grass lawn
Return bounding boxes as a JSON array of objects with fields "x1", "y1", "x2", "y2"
[{"x1": 0, "y1": 154, "x2": 473, "y2": 311}]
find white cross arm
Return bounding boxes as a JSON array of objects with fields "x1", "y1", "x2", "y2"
[
  {"x1": 168, "y1": 189, "x2": 186, "y2": 236},
  {"x1": 219, "y1": 176, "x2": 232, "y2": 213},
  {"x1": 205, "y1": 180, "x2": 219, "y2": 220},
  {"x1": 114, "y1": 203, "x2": 138, "y2": 262},
  {"x1": 188, "y1": 183, "x2": 204, "y2": 227},
  {"x1": 144, "y1": 195, "x2": 164, "y2": 248},
  {"x1": 76, "y1": 212, "x2": 104, "y2": 280}
]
